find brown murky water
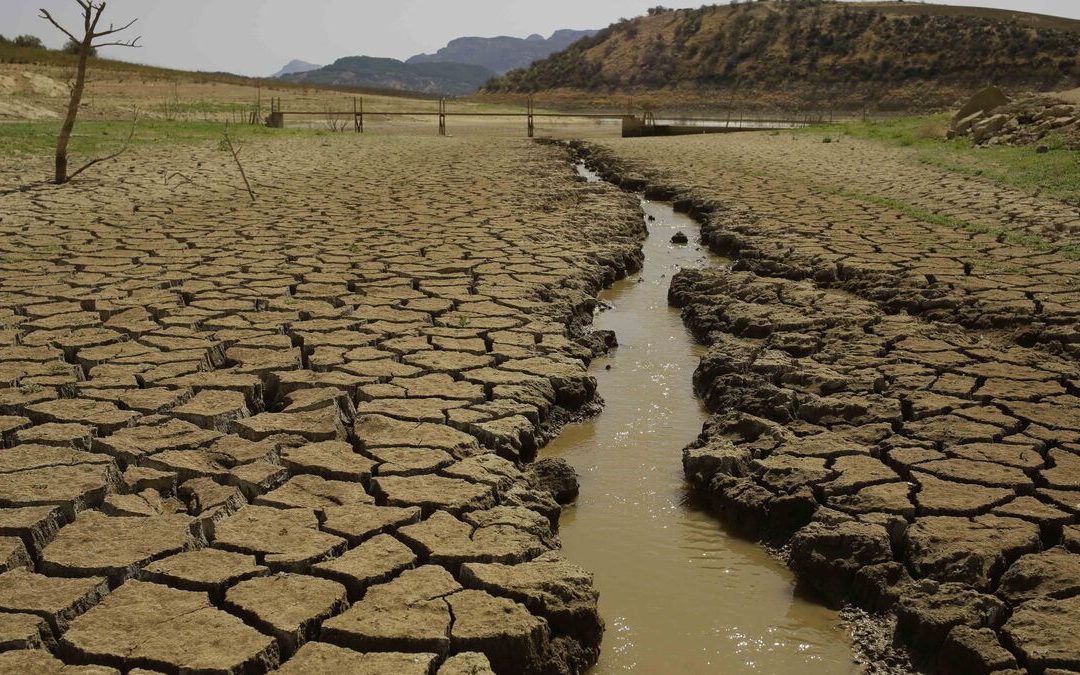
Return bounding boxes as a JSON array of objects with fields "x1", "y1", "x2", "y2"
[{"x1": 545, "y1": 166, "x2": 859, "y2": 673}]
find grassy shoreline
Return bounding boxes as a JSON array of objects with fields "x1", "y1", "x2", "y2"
[
  {"x1": 0, "y1": 119, "x2": 319, "y2": 159},
  {"x1": 806, "y1": 114, "x2": 1080, "y2": 204}
]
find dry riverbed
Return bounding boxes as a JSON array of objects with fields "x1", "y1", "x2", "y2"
[
  {"x1": 0, "y1": 134, "x2": 644, "y2": 673},
  {"x1": 577, "y1": 133, "x2": 1080, "y2": 674}
]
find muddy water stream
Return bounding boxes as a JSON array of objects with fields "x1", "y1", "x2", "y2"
[{"x1": 546, "y1": 165, "x2": 859, "y2": 673}]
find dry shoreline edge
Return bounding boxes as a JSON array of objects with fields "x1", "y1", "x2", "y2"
[
  {"x1": 567, "y1": 142, "x2": 1079, "y2": 360},
  {"x1": 568, "y1": 139, "x2": 1080, "y2": 675}
]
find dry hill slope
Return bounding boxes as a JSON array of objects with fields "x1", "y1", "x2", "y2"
[{"x1": 482, "y1": 0, "x2": 1080, "y2": 111}]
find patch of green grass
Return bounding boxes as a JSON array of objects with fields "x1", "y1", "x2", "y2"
[
  {"x1": 156, "y1": 101, "x2": 256, "y2": 114},
  {"x1": 806, "y1": 115, "x2": 1080, "y2": 204},
  {"x1": 0, "y1": 119, "x2": 317, "y2": 159}
]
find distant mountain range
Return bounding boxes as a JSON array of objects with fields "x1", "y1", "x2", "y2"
[
  {"x1": 279, "y1": 56, "x2": 494, "y2": 96},
  {"x1": 272, "y1": 28, "x2": 597, "y2": 96},
  {"x1": 271, "y1": 59, "x2": 321, "y2": 79},
  {"x1": 407, "y1": 29, "x2": 598, "y2": 75}
]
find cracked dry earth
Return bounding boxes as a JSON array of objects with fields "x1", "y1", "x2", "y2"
[
  {"x1": 0, "y1": 135, "x2": 644, "y2": 674},
  {"x1": 577, "y1": 135, "x2": 1080, "y2": 674},
  {"x1": 586, "y1": 133, "x2": 1080, "y2": 357}
]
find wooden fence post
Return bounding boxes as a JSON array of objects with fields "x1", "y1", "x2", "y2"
[
  {"x1": 438, "y1": 98, "x2": 447, "y2": 136},
  {"x1": 527, "y1": 95, "x2": 534, "y2": 138}
]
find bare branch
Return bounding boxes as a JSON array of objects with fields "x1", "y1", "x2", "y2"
[
  {"x1": 221, "y1": 125, "x2": 256, "y2": 203},
  {"x1": 88, "y1": 3, "x2": 104, "y2": 35},
  {"x1": 92, "y1": 17, "x2": 137, "y2": 37},
  {"x1": 37, "y1": 9, "x2": 80, "y2": 44},
  {"x1": 66, "y1": 107, "x2": 138, "y2": 181},
  {"x1": 92, "y1": 37, "x2": 141, "y2": 48},
  {"x1": 163, "y1": 171, "x2": 201, "y2": 190}
]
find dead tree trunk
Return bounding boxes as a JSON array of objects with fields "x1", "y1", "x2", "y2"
[
  {"x1": 40, "y1": 1, "x2": 140, "y2": 184},
  {"x1": 55, "y1": 42, "x2": 90, "y2": 183}
]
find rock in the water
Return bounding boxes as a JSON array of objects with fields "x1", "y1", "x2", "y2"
[
  {"x1": 526, "y1": 458, "x2": 579, "y2": 505},
  {"x1": 671, "y1": 231, "x2": 689, "y2": 244}
]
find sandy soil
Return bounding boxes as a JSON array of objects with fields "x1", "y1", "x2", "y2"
[{"x1": 0, "y1": 133, "x2": 645, "y2": 673}]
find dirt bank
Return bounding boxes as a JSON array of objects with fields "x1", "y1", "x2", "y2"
[
  {"x1": 573, "y1": 138, "x2": 1080, "y2": 674},
  {"x1": 575, "y1": 134, "x2": 1080, "y2": 358}
]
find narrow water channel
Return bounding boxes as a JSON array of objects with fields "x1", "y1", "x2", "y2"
[{"x1": 546, "y1": 164, "x2": 859, "y2": 673}]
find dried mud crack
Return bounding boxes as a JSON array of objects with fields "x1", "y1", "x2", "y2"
[
  {"x1": 0, "y1": 135, "x2": 645, "y2": 674},
  {"x1": 574, "y1": 136, "x2": 1080, "y2": 358},
  {"x1": 573, "y1": 136, "x2": 1080, "y2": 675}
]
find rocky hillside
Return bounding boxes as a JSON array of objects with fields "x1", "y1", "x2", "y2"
[
  {"x1": 271, "y1": 59, "x2": 321, "y2": 79},
  {"x1": 482, "y1": 1, "x2": 1080, "y2": 110},
  {"x1": 407, "y1": 29, "x2": 597, "y2": 75},
  {"x1": 282, "y1": 56, "x2": 494, "y2": 97}
]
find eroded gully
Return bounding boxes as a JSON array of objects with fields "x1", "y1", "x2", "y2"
[{"x1": 546, "y1": 163, "x2": 859, "y2": 673}]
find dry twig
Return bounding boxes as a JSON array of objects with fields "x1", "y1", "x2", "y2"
[
  {"x1": 221, "y1": 124, "x2": 256, "y2": 202},
  {"x1": 66, "y1": 106, "x2": 139, "y2": 182}
]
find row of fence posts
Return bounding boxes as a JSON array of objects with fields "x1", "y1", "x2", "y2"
[
  {"x1": 264, "y1": 95, "x2": 538, "y2": 136},
  {"x1": 261, "y1": 95, "x2": 840, "y2": 134}
]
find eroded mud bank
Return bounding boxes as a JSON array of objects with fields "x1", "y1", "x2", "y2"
[
  {"x1": 549, "y1": 163, "x2": 858, "y2": 673},
  {"x1": 571, "y1": 139, "x2": 1080, "y2": 359},
  {"x1": 572, "y1": 140, "x2": 1080, "y2": 674}
]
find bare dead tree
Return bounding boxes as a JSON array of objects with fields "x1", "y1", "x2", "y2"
[
  {"x1": 39, "y1": 1, "x2": 140, "y2": 184},
  {"x1": 324, "y1": 106, "x2": 348, "y2": 132},
  {"x1": 221, "y1": 125, "x2": 256, "y2": 203}
]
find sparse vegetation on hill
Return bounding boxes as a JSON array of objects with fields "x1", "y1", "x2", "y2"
[
  {"x1": 407, "y1": 30, "x2": 598, "y2": 75},
  {"x1": 283, "y1": 56, "x2": 495, "y2": 97},
  {"x1": 483, "y1": 0, "x2": 1080, "y2": 110}
]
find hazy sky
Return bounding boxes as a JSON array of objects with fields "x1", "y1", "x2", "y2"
[{"x1": 3, "y1": 0, "x2": 1078, "y2": 76}]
